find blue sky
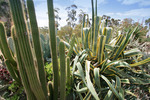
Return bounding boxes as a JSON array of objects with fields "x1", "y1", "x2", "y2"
[{"x1": 33, "y1": 0, "x2": 150, "y2": 27}]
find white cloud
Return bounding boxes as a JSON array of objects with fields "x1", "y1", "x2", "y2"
[
  {"x1": 106, "y1": 8, "x2": 150, "y2": 17},
  {"x1": 105, "y1": 8, "x2": 150, "y2": 22},
  {"x1": 118, "y1": 0, "x2": 150, "y2": 6}
]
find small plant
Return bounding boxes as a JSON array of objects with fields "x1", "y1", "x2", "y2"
[{"x1": 0, "y1": 67, "x2": 12, "y2": 84}]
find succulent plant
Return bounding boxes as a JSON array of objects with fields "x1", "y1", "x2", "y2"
[{"x1": 0, "y1": 0, "x2": 69, "y2": 100}]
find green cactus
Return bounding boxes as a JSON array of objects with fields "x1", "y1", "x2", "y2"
[
  {"x1": 7, "y1": 37, "x2": 15, "y2": 55},
  {"x1": 59, "y1": 41, "x2": 66, "y2": 100},
  {"x1": 0, "y1": 22, "x2": 21, "y2": 85},
  {"x1": 0, "y1": 0, "x2": 69, "y2": 100},
  {"x1": 47, "y1": 0, "x2": 59, "y2": 99}
]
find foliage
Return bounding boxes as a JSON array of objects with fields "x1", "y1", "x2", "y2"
[
  {"x1": 57, "y1": 25, "x2": 73, "y2": 39},
  {"x1": 7, "y1": 33, "x2": 51, "y2": 63},
  {"x1": 145, "y1": 18, "x2": 150, "y2": 28},
  {"x1": 78, "y1": 9, "x2": 86, "y2": 24},
  {"x1": 54, "y1": 8, "x2": 61, "y2": 28},
  {"x1": 73, "y1": 24, "x2": 81, "y2": 37},
  {"x1": 44, "y1": 63, "x2": 53, "y2": 81},
  {"x1": 66, "y1": 4, "x2": 78, "y2": 28},
  {"x1": 0, "y1": 0, "x2": 11, "y2": 36},
  {"x1": 39, "y1": 26, "x2": 49, "y2": 35}
]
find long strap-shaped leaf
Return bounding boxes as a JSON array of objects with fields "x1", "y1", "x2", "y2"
[
  {"x1": 9, "y1": 0, "x2": 46, "y2": 99},
  {"x1": 67, "y1": 35, "x2": 75, "y2": 58},
  {"x1": 113, "y1": 27, "x2": 137, "y2": 60},
  {"x1": 47, "y1": 0, "x2": 59, "y2": 99},
  {"x1": 101, "y1": 75, "x2": 123, "y2": 100},
  {"x1": 94, "y1": 68, "x2": 101, "y2": 91},
  {"x1": 130, "y1": 57, "x2": 150, "y2": 67},
  {"x1": 123, "y1": 48, "x2": 142, "y2": 57},
  {"x1": 85, "y1": 61, "x2": 100, "y2": 100},
  {"x1": 93, "y1": 16, "x2": 100, "y2": 56},
  {"x1": 98, "y1": 35, "x2": 106, "y2": 63}
]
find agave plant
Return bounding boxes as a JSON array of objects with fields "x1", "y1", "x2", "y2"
[{"x1": 62, "y1": 0, "x2": 150, "y2": 99}]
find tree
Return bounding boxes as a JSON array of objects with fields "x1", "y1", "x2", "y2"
[
  {"x1": 39, "y1": 27, "x2": 49, "y2": 35},
  {"x1": 54, "y1": 8, "x2": 61, "y2": 28},
  {"x1": 78, "y1": 9, "x2": 86, "y2": 24},
  {"x1": 73, "y1": 24, "x2": 81, "y2": 37},
  {"x1": 122, "y1": 18, "x2": 133, "y2": 28},
  {"x1": 57, "y1": 25, "x2": 73, "y2": 39},
  {"x1": 0, "y1": 0, "x2": 11, "y2": 36},
  {"x1": 66, "y1": 4, "x2": 77, "y2": 28},
  {"x1": 145, "y1": 18, "x2": 150, "y2": 29}
]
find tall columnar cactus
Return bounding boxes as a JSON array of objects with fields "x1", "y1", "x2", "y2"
[
  {"x1": 26, "y1": 0, "x2": 48, "y2": 98},
  {"x1": 0, "y1": 22, "x2": 21, "y2": 85},
  {"x1": 9, "y1": 0, "x2": 46, "y2": 99},
  {"x1": 59, "y1": 42, "x2": 66, "y2": 100},
  {"x1": 47, "y1": 0, "x2": 59, "y2": 99},
  {"x1": 0, "y1": 0, "x2": 68, "y2": 100}
]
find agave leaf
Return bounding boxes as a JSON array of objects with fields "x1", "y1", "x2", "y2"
[
  {"x1": 76, "y1": 62, "x2": 86, "y2": 84},
  {"x1": 72, "y1": 56, "x2": 79, "y2": 74},
  {"x1": 115, "y1": 76, "x2": 121, "y2": 90},
  {"x1": 113, "y1": 27, "x2": 138, "y2": 60},
  {"x1": 115, "y1": 76, "x2": 124, "y2": 99},
  {"x1": 125, "y1": 90, "x2": 137, "y2": 97},
  {"x1": 130, "y1": 57, "x2": 150, "y2": 67},
  {"x1": 83, "y1": 27, "x2": 90, "y2": 49},
  {"x1": 83, "y1": 91, "x2": 91, "y2": 100},
  {"x1": 63, "y1": 40, "x2": 70, "y2": 49},
  {"x1": 105, "y1": 27, "x2": 112, "y2": 44},
  {"x1": 121, "y1": 79, "x2": 130, "y2": 84},
  {"x1": 79, "y1": 53, "x2": 88, "y2": 64},
  {"x1": 101, "y1": 60, "x2": 124, "y2": 73},
  {"x1": 93, "y1": 16, "x2": 101, "y2": 55},
  {"x1": 124, "y1": 48, "x2": 142, "y2": 57},
  {"x1": 105, "y1": 44, "x2": 113, "y2": 51},
  {"x1": 94, "y1": 68, "x2": 101, "y2": 90},
  {"x1": 119, "y1": 88, "x2": 124, "y2": 99},
  {"x1": 104, "y1": 90, "x2": 113, "y2": 100},
  {"x1": 98, "y1": 35, "x2": 106, "y2": 63},
  {"x1": 75, "y1": 82, "x2": 88, "y2": 93},
  {"x1": 85, "y1": 61, "x2": 100, "y2": 100},
  {"x1": 101, "y1": 75, "x2": 123, "y2": 100},
  {"x1": 81, "y1": 14, "x2": 86, "y2": 48},
  {"x1": 67, "y1": 35, "x2": 75, "y2": 58}
]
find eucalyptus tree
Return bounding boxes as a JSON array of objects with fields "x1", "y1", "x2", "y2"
[{"x1": 66, "y1": 4, "x2": 78, "y2": 28}]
